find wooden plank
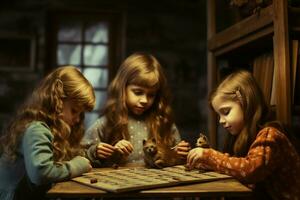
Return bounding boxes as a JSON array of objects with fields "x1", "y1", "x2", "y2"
[
  {"x1": 208, "y1": 5, "x2": 273, "y2": 52},
  {"x1": 273, "y1": 0, "x2": 291, "y2": 125},
  {"x1": 214, "y1": 25, "x2": 273, "y2": 56},
  {"x1": 207, "y1": 0, "x2": 217, "y2": 148},
  {"x1": 291, "y1": 40, "x2": 298, "y2": 103}
]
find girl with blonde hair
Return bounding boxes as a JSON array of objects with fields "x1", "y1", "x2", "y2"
[
  {"x1": 0, "y1": 66, "x2": 95, "y2": 200},
  {"x1": 83, "y1": 52, "x2": 190, "y2": 167},
  {"x1": 187, "y1": 70, "x2": 300, "y2": 199}
]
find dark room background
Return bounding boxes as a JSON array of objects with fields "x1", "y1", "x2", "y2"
[{"x1": 0, "y1": 0, "x2": 208, "y2": 145}]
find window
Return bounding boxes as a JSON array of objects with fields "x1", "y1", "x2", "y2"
[{"x1": 47, "y1": 12, "x2": 125, "y2": 128}]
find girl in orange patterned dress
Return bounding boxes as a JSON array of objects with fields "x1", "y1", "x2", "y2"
[{"x1": 187, "y1": 70, "x2": 300, "y2": 200}]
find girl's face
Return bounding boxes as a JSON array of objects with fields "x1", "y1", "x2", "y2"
[
  {"x1": 212, "y1": 95, "x2": 245, "y2": 136},
  {"x1": 126, "y1": 84, "x2": 157, "y2": 116},
  {"x1": 61, "y1": 99, "x2": 84, "y2": 127}
]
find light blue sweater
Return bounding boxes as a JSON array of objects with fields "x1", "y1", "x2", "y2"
[{"x1": 0, "y1": 121, "x2": 90, "y2": 200}]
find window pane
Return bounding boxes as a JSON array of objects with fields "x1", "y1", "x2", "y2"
[
  {"x1": 83, "y1": 68, "x2": 108, "y2": 88},
  {"x1": 85, "y1": 22, "x2": 109, "y2": 43},
  {"x1": 57, "y1": 44, "x2": 81, "y2": 66},
  {"x1": 58, "y1": 21, "x2": 82, "y2": 42},
  {"x1": 84, "y1": 44, "x2": 108, "y2": 66},
  {"x1": 84, "y1": 112, "x2": 99, "y2": 129},
  {"x1": 94, "y1": 90, "x2": 107, "y2": 111}
]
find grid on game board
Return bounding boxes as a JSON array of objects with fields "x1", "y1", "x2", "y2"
[{"x1": 72, "y1": 165, "x2": 231, "y2": 193}]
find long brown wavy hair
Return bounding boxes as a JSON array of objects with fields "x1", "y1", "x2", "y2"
[
  {"x1": 0, "y1": 66, "x2": 95, "y2": 162},
  {"x1": 209, "y1": 70, "x2": 277, "y2": 156},
  {"x1": 102, "y1": 52, "x2": 175, "y2": 146}
]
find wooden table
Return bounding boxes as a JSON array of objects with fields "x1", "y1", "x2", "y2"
[{"x1": 47, "y1": 166, "x2": 252, "y2": 199}]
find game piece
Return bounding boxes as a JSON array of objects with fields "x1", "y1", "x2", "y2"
[
  {"x1": 112, "y1": 163, "x2": 119, "y2": 169},
  {"x1": 90, "y1": 178, "x2": 98, "y2": 184}
]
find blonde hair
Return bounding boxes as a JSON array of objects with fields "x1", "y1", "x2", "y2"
[
  {"x1": 210, "y1": 70, "x2": 272, "y2": 156},
  {"x1": 0, "y1": 66, "x2": 95, "y2": 161},
  {"x1": 102, "y1": 52, "x2": 175, "y2": 145}
]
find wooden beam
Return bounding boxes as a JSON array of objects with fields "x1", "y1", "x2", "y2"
[
  {"x1": 207, "y1": 0, "x2": 217, "y2": 148},
  {"x1": 273, "y1": 0, "x2": 291, "y2": 125}
]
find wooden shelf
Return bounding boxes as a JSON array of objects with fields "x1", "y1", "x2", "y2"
[
  {"x1": 208, "y1": 5, "x2": 300, "y2": 55},
  {"x1": 208, "y1": 5, "x2": 274, "y2": 56}
]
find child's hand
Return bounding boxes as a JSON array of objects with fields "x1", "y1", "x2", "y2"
[
  {"x1": 96, "y1": 142, "x2": 116, "y2": 159},
  {"x1": 186, "y1": 147, "x2": 204, "y2": 169},
  {"x1": 82, "y1": 157, "x2": 93, "y2": 172},
  {"x1": 114, "y1": 139, "x2": 134, "y2": 156},
  {"x1": 175, "y1": 140, "x2": 191, "y2": 158}
]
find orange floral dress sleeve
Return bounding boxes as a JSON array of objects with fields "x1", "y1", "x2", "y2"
[{"x1": 200, "y1": 127, "x2": 285, "y2": 183}]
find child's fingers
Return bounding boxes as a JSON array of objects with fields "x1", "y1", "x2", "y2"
[
  {"x1": 96, "y1": 148, "x2": 113, "y2": 158},
  {"x1": 115, "y1": 140, "x2": 133, "y2": 155},
  {"x1": 171, "y1": 141, "x2": 190, "y2": 151},
  {"x1": 99, "y1": 147, "x2": 115, "y2": 156},
  {"x1": 126, "y1": 141, "x2": 134, "y2": 152},
  {"x1": 187, "y1": 151, "x2": 194, "y2": 165},
  {"x1": 81, "y1": 157, "x2": 92, "y2": 172},
  {"x1": 177, "y1": 151, "x2": 189, "y2": 157},
  {"x1": 188, "y1": 154, "x2": 199, "y2": 169},
  {"x1": 87, "y1": 163, "x2": 92, "y2": 172},
  {"x1": 121, "y1": 140, "x2": 134, "y2": 152},
  {"x1": 118, "y1": 145, "x2": 132, "y2": 155},
  {"x1": 116, "y1": 147, "x2": 128, "y2": 155},
  {"x1": 82, "y1": 157, "x2": 91, "y2": 164},
  {"x1": 95, "y1": 143, "x2": 115, "y2": 159},
  {"x1": 177, "y1": 140, "x2": 191, "y2": 148},
  {"x1": 97, "y1": 143, "x2": 116, "y2": 154},
  {"x1": 177, "y1": 152, "x2": 189, "y2": 160},
  {"x1": 187, "y1": 148, "x2": 204, "y2": 168},
  {"x1": 176, "y1": 146, "x2": 191, "y2": 152},
  {"x1": 176, "y1": 145, "x2": 191, "y2": 159},
  {"x1": 98, "y1": 143, "x2": 116, "y2": 152},
  {"x1": 187, "y1": 149, "x2": 197, "y2": 165}
]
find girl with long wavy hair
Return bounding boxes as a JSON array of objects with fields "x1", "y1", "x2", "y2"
[
  {"x1": 0, "y1": 66, "x2": 95, "y2": 200},
  {"x1": 187, "y1": 70, "x2": 300, "y2": 199},
  {"x1": 82, "y1": 52, "x2": 190, "y2": 167}
]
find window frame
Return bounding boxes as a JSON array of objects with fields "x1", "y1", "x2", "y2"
[{"x1": 46, "y1": 10, "x2": 126, "y2": 124}]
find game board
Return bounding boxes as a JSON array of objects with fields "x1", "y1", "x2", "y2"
[{"x1": 72, "y1": 165, "x2": 231, "y2": 193}]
